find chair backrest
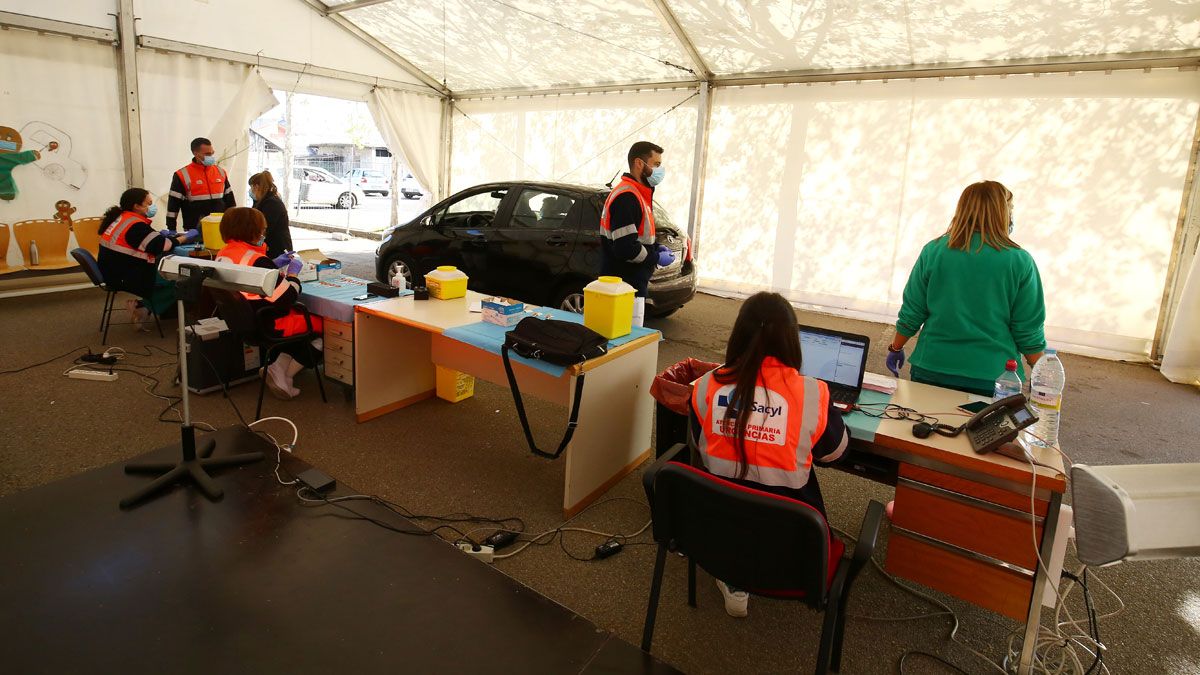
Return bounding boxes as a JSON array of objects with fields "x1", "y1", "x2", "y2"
[
  {"x1": 71, "y1": 217, "x2": 103, "y2": 256},
  {"x1": 13, "y1": 219, "x2": 74, "y2": 269},
  {"x1": 647, "y1": 461, "x2": 834, "y2": 607},
  {"x1": 70, "y1": 247, "x2": 105, "y2": 288},
  {"x1": 210, "y1": 288, "x2": 263, "y2": 346}
]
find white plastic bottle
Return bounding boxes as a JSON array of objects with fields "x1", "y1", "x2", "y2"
[
  {"x1": 993, "y1": 359, "x2": 1022, "y2": 401},
  {"x1": 1028, "y1": 349, "x2": 1065, "y2": 448},
  {"x1": 29, "y1": 240, "x2": 40, "y2": 266}
]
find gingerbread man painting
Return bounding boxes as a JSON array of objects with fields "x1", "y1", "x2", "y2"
[{"x1": 0, "y1": 126, "x2": 45, "y2": 201}]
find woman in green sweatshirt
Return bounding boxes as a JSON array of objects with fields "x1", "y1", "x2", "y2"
[{"x1": 885, "y1": 180, "x2": 1046, "y2": 396}]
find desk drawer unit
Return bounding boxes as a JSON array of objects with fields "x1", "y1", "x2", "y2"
[
  {"x1": 323, "y1": 319, "x2": 354, "y2": 385},
  {"x1": 887, "y1": 464, "x2": 1048, "y2": 621}
]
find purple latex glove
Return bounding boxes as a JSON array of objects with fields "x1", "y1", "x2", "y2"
[
  {"x1": 272, "y1": 253, "x2": 293, "y2": 268},
  {"x1": 885, "y1": 348, "x2": 906, "y2": 376},
  {"x1": 181, "y1": 228, "x2": 200, "y2": 242},
  {"x1": 285, "y1": 257, "x2": 303, "y2": 276},
  {"x1": 655, "y1": 244, "x2": 675, "y2": 267}
]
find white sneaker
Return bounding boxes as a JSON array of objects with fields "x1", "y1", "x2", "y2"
[
  {"x1": 716, "y1": 580, "x2": 749, "y2": 618},
  {"x1": 264, "y1": 362, "x2": 296, "y2": 400}
]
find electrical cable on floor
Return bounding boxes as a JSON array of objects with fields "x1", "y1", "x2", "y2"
[
  {"x1": 898, "y1": 650, "x2": 970, "y2": 674},
  {"x1": 492, "y1": 497, "x2": 653, "y2": 561},
  {"x1": 1, "y1": 346, "x2": 90, "y2": 375}
]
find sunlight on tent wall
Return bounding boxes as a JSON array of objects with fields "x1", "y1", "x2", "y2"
[
  {"x1": 698, "y1": 70, "x2": 1200, "y2": 359},
  {"x1": 451, "y1": 89, "x2": 699, "y2": 224}
]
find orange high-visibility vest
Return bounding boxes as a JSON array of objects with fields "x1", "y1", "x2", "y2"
[
  {"x1": 216, "y1": 239, "x2": 288, "y2": 303},
  {"x1": 691, "y1": 357, "x2": 831, "y2": 489},
  {"x1": 600, "y1": 175, "x2": 656, "y2": 246},
  {"x1": 100, "y1": 211, "x2": 158, "y2": 263},
  {"x1": 216, "y1": 239, "x2": 319, "y2": 337},
  {"x1": 175, "y1": 162, "x2": 228, "y2": 202}
]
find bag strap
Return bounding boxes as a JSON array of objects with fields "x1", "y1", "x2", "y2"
[{"x1": 501, "y1": 344, "x2": 585, "y2": 460}]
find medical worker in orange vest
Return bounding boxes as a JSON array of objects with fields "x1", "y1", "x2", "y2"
[
  {"x1": 599, "y1": 141, "x2": 675, "y2": 326},
  {"x1": 97, "y1": 187, "x2": 198, "y2": 329},
  {"x1": 166, "y1": 137, "x2": 236, "y2": 237},
  {"x1": 215, "y1": 207, "x2": 320, "y2": 400},
  {"x1": 690, "y1": 292, "x2": 849, "y2": 618}
]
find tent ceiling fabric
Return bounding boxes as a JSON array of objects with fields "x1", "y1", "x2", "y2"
[
  {"x1": 333, "y1": 0, "x2": 695, "y2": 92},
  {"x1": 322, "y1": 0, "x2": 1200, "y2": 93}
]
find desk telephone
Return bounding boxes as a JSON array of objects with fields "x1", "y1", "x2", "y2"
[{"x1": 964, "y1": 394, "x2": 1039, "y2": 454}]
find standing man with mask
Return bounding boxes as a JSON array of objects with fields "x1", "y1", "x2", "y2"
[
  {"x1": 166, "y1": 137, "x2": 236, "y2": 238},
  {"x1": 600, "y1": 140, "x2": 674, "y2": 327}
]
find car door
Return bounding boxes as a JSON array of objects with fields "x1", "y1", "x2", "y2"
[
  {"x1": 493, "y1": 188, "x2": 583, "y2": 302},
  {"x1": 432, "y1": 187, "x2": 513, "y2": 291},
  {"x1": 302, "y1": 169, "x2": 334, "y2": 205}
]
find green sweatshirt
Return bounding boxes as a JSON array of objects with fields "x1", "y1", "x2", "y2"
[
  {"x1": 0, "y1": 150, "x2": 39, "y2": 200},
  {"x1": 897, "y1": 234, "x2": 1046, "y2": 384}
]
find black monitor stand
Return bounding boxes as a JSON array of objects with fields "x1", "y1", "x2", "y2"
[{"x1": 120, "y1": 265, "x2": 263, "y2": 509}]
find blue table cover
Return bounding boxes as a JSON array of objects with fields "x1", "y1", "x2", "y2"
[
  {"x1": 842, "y1": 389, "x2": 893, "y2": 442},
  {"x1": 441, "y1": 306, "x2": 660, "y2": 377},
  {"x1": 300, "y1": 275, "x2": 410, "y2": 323}
]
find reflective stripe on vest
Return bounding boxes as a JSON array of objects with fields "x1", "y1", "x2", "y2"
[
  {"x1": 690, "y1": 359, "x2": 830, "y2": 490},
  {"x1": 600, "y1": 176, "x2": 656, "y2": 246},
  {"x1": 175, "y1": 162, "x2": 228, "y2": 201},
  {"x1": 99, "y1": 211, "x2": 156, "y2": 263},
  {"x1": 216, "y1": 241, "x2": 290, "y2": 303}
]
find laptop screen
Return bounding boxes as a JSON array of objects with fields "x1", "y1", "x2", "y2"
[{"x1": 798, "y1": 327, "x2": 869, "y2": 389}]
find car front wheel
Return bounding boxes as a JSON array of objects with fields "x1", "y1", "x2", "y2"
[
  {"x1": 554, "y1": 286, "x2": 585, "y2": 314},
  {"x1": 385, "y1": 253, "x2": 418, "y2": 288}
]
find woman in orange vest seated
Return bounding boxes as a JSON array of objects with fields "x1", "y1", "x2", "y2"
[
  {"x1": 215, "y1": 207, "x2": 321, "y2": 400},
  {"x1": 98, "y1": 188, "x2": 198, "y2": 329},
  {"x1": 690, "y1": 292, "x2": 849, "y2": 618}
]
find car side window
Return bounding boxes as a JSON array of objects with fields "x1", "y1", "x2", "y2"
[
  {"x1": 510, "y1": 190, "x2": 577, "y2": 230},
  {"x1": 439, "y1": 189, "x2": 507, "y2": 229}
]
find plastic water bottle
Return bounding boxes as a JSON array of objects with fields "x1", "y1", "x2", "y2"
[
  {"x1": 1028, "y1": 349, "x2": 1065, "y2": 448},
  {"x1": 993, "y1": 359, "x2": 1022, "y2": 401}
]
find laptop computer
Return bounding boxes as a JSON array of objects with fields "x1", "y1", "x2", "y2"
[{"x1": 797, "y1": 324, "x2": 871, "y2": 410}]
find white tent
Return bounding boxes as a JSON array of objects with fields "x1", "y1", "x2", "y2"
[{"x1": 2, "y1": 0, "x2": 1198, "y2": 382}]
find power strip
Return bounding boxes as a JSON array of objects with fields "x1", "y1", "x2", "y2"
[
  {"x1": 67, "y1": 369, "x2": 117, "y2": 382},
  {"x1": 456, "y1": 542, "x2": 495, "y2": 563}
]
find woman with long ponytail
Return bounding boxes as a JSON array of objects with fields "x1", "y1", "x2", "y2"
[
  {"x1": 689, "y1": 292, "x2": 849, "y2": 618},
  {"x1": 97, "y1": 187, "x2": 198, "y2": 328}
]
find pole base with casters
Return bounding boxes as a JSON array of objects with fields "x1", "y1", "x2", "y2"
[
  {"x1": 120, "y1": 424, "x2": 264, "y2": 509},
  {"x1": 119, "y1": 269, "x2": 266, "y2": 509}
]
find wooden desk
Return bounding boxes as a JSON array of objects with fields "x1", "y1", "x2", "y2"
[
  {"x1": 848, "y1": 378, "x2": 1066, "y2": 674},
  {"x1": 354, "y1": 291, "x2": 660, "y2": 517}
]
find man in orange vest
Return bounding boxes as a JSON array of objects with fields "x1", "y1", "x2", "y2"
[
  {"x1": 599, "y1": 140, "x2": 675, "y2": 327},
  {"x1": 165, "y1": 137, "x2": 236, "y2": 237}
]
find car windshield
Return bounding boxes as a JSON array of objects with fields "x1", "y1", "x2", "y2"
[{"x1": 652, "y1": 202, "x2": 677, "y2": 230}]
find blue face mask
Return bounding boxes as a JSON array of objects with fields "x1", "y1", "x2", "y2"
[
  {"x1": 0, "y1": 140, "x2": 17, "y2": 152},
  {"x1": 146, "y1": 203, "x2": 158, "y2": 219},
  {"x1": 202, "y1": 155, "x2": 216, "y2": 167},
  {"x1": 647, "y1": 165, "x2": 665, "y2": 188}
]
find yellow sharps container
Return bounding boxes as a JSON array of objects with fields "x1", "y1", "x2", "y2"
[
  {"x1": 583, "y1": 276, "x2": 635, "y2": 339},
  {"x1": 424, "y1": 266, "x2": 468, "y2": 299},
  {"x1": 200, "y1": 213, "x2": 226, "y2": 251}
]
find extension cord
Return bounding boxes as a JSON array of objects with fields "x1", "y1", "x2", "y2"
[
  {"x1": 68, "y1": 369, "x2": 117, "y2": 382},
  {"x1": 456, "y1": 542, "x2": 495, "y2": 563}
]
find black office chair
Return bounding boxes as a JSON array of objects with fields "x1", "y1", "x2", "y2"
[
  {"x1": 640, "y1": 444, "x2": 884, "y2": 675},
  {"x1": 210, "y1": 288, "x2": 326, "y2": 418},
  {"x1": 71, "y1": 247, "x2": 164, "y2": 343}
]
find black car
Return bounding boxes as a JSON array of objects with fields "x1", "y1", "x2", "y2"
[{"x1": 374, "y1": 181, "x2": 697, "y2": 317}]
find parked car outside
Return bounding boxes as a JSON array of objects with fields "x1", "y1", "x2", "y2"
[
  {"x1": 399, "y1": 173, "x2": 423, "y2": 200},
  {"x1": 374, "y1": 181, "x2": 697, "y2": 318},
  {"x1": 288, "y1": 166, "x2": 365, "y2": 209},
  {"x1": 345, "y1": 168, "x2": 390, "y2": 196}
]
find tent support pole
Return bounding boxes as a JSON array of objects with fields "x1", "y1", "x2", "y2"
[
  {"x1": 686, "y1": 81, "x2": 712, "y2": 252},
  {"x1": 115, "y1": 0, "x2": 144, "y2": 188},
  {"x1": 1152, "y1": 105, "x2": 1200, "y2": 361},
  {"x1": 440, "y1": 98, "x2": 453, "y2": 201}
]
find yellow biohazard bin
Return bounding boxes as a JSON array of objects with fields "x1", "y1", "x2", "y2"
[
  {"x1": 583, "y1": 276, "x2": 635, "y2": 339},
  {"x1": 435, "y1": 365, "x2": 475, "y2": 403},
  {"x1": 200, "y1": 213, "x2": 227, "y2": 251},
  {"x1": 424, "y1": 265, "x2": 468, "y2": 300}
]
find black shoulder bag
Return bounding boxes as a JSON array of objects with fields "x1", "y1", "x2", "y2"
[{"x1": 500, "y1": 317, "x2": 608, "y2": 459}]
